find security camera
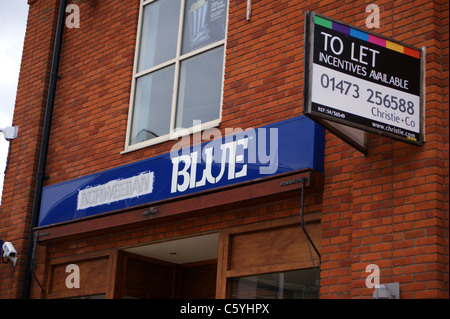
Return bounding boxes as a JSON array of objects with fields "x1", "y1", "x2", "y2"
[
  {"x1": 2, "y1": 242, "x2": 17, "y2": 267},
  {"x1": 0, "y1": 126, "x2": 19, "y2": 141}
]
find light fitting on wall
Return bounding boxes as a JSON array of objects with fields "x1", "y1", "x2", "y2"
[
  {"x1": 0, "y1": 126, "x2": 18, "y2": 141},
  {"x1": 373, "y1": 283, "x2": 400, "y2": 299},
  {"x1": 142, "y1": 207, "x2": 159, "y2": 217}
]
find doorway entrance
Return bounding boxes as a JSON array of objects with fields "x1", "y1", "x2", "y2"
[
  {"x1": 114, "y1": 217, "x2": 321, "y2": 299},
  {"x1": 116, "y1": 233, "x2": 219, "y2": 299}
]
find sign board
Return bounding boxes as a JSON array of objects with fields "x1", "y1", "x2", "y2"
[
  {"x1": 38, "y1": 116, "x2": 324, "y2": 227},
  {"x1": 304, "y1": 12, "x2": 424, "y2": 152}
]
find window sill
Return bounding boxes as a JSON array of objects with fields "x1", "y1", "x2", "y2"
[{"x1": 121, "y1": 118, "x2": 222, "y2": 155}]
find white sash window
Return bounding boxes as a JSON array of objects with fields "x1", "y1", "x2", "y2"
[{"x1": 125, "y1": 0, "x2": 228, "y2": 151}]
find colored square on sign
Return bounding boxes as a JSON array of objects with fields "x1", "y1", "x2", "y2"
[
  {"x1": 386, "y1": 40, "x2": 404, "y2": 53},
  {"x1": 333, "y1": 22, "x2": 351, "y2": 35},
  {"x1": 403, "y1": 46, "x2": 421, "y2": 59},
  {"x1": 350, "y1": 28, "x2": 369, "y2": 41},
  {"x1": 315, "y1": 16, "x2": 332, "y2": 29},
  {"x1": 368, "y1": 34, "x2": 386, "y2": 47}
]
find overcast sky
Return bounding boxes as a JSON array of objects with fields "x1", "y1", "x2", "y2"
[{"x1": 0, "y1": 0, "x2": 29, "y2": 202}]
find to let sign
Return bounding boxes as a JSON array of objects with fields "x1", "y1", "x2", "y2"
[{"x1": 304, "y1": 12, "x2": 424, "y2": 148}]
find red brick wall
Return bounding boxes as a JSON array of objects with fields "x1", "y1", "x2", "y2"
[
  {"x1": 0, "y1": 0, "x2": 60, "y2": 299},
  {"x1": 45, "y1": 0, "x2": 140, "y2": 181},
  {"x1": 318, "y1": 0, "x2": 449, "y2": 299},
  {"x1": 1, "y1": 0, "x2": 448, "y2": 299}
]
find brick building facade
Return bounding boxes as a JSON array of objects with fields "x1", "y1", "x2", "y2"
[{"x1": 0, "y1": 0, "x2": 448, "y2": 299}]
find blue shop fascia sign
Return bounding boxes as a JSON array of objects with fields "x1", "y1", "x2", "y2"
[{"x1": 38, "y1": 116, "x2": 325, "y2": 227}]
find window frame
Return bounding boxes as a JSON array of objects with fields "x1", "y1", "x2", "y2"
[
  {"x1": 216, "y1": 216, "x2": 322, "y2": 298},
  {"x1": 123, "y1": 0, "x2": 228, "y2": 153}
]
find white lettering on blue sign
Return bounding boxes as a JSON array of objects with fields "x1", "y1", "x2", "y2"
[
  {"x1": 77, "y1": 171, "x2": 154, "y2": 210},
  {"x1": 170, "y1": 128, "x2": 279, "y2": 194},
  {"x1": 38, "y1": 116, "x2": 324, "y2": 227},
  {"x1": 170, "y1": 138, "x2": 249, "y2": 193}
]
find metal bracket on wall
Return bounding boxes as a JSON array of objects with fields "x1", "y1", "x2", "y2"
[
  {"x1": 280, "y1": 176, "x2": 322, "y2": 264},
  {"x1": 281, "y1": 177, "x2": 322, "y2": 286},
  {"x1": 280, "y1": 178, "x2": 305, "y2": 186},
  {"x1": 298, "y1": 177, "x2": 321, "y2": 262},
  {"x1": 298, "y1": 177, "x2": 322, "y2": 287}
]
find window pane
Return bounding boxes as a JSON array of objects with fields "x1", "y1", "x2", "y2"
[
  {"x1": 182, "y1": 0, "x2": 228, "y2": 54},
  {"x1": 138, "y1": 0, "x2": 181, "y2": 72},
  {"x1": 130, "y1": 65, "x2": 175, "y2": 144},
  {"x1": 230, "y1": 269, "x2": 320, "y2": 299},
  {"x1": 175, "y1": 46, "x2": 224, "y2": 130}
]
